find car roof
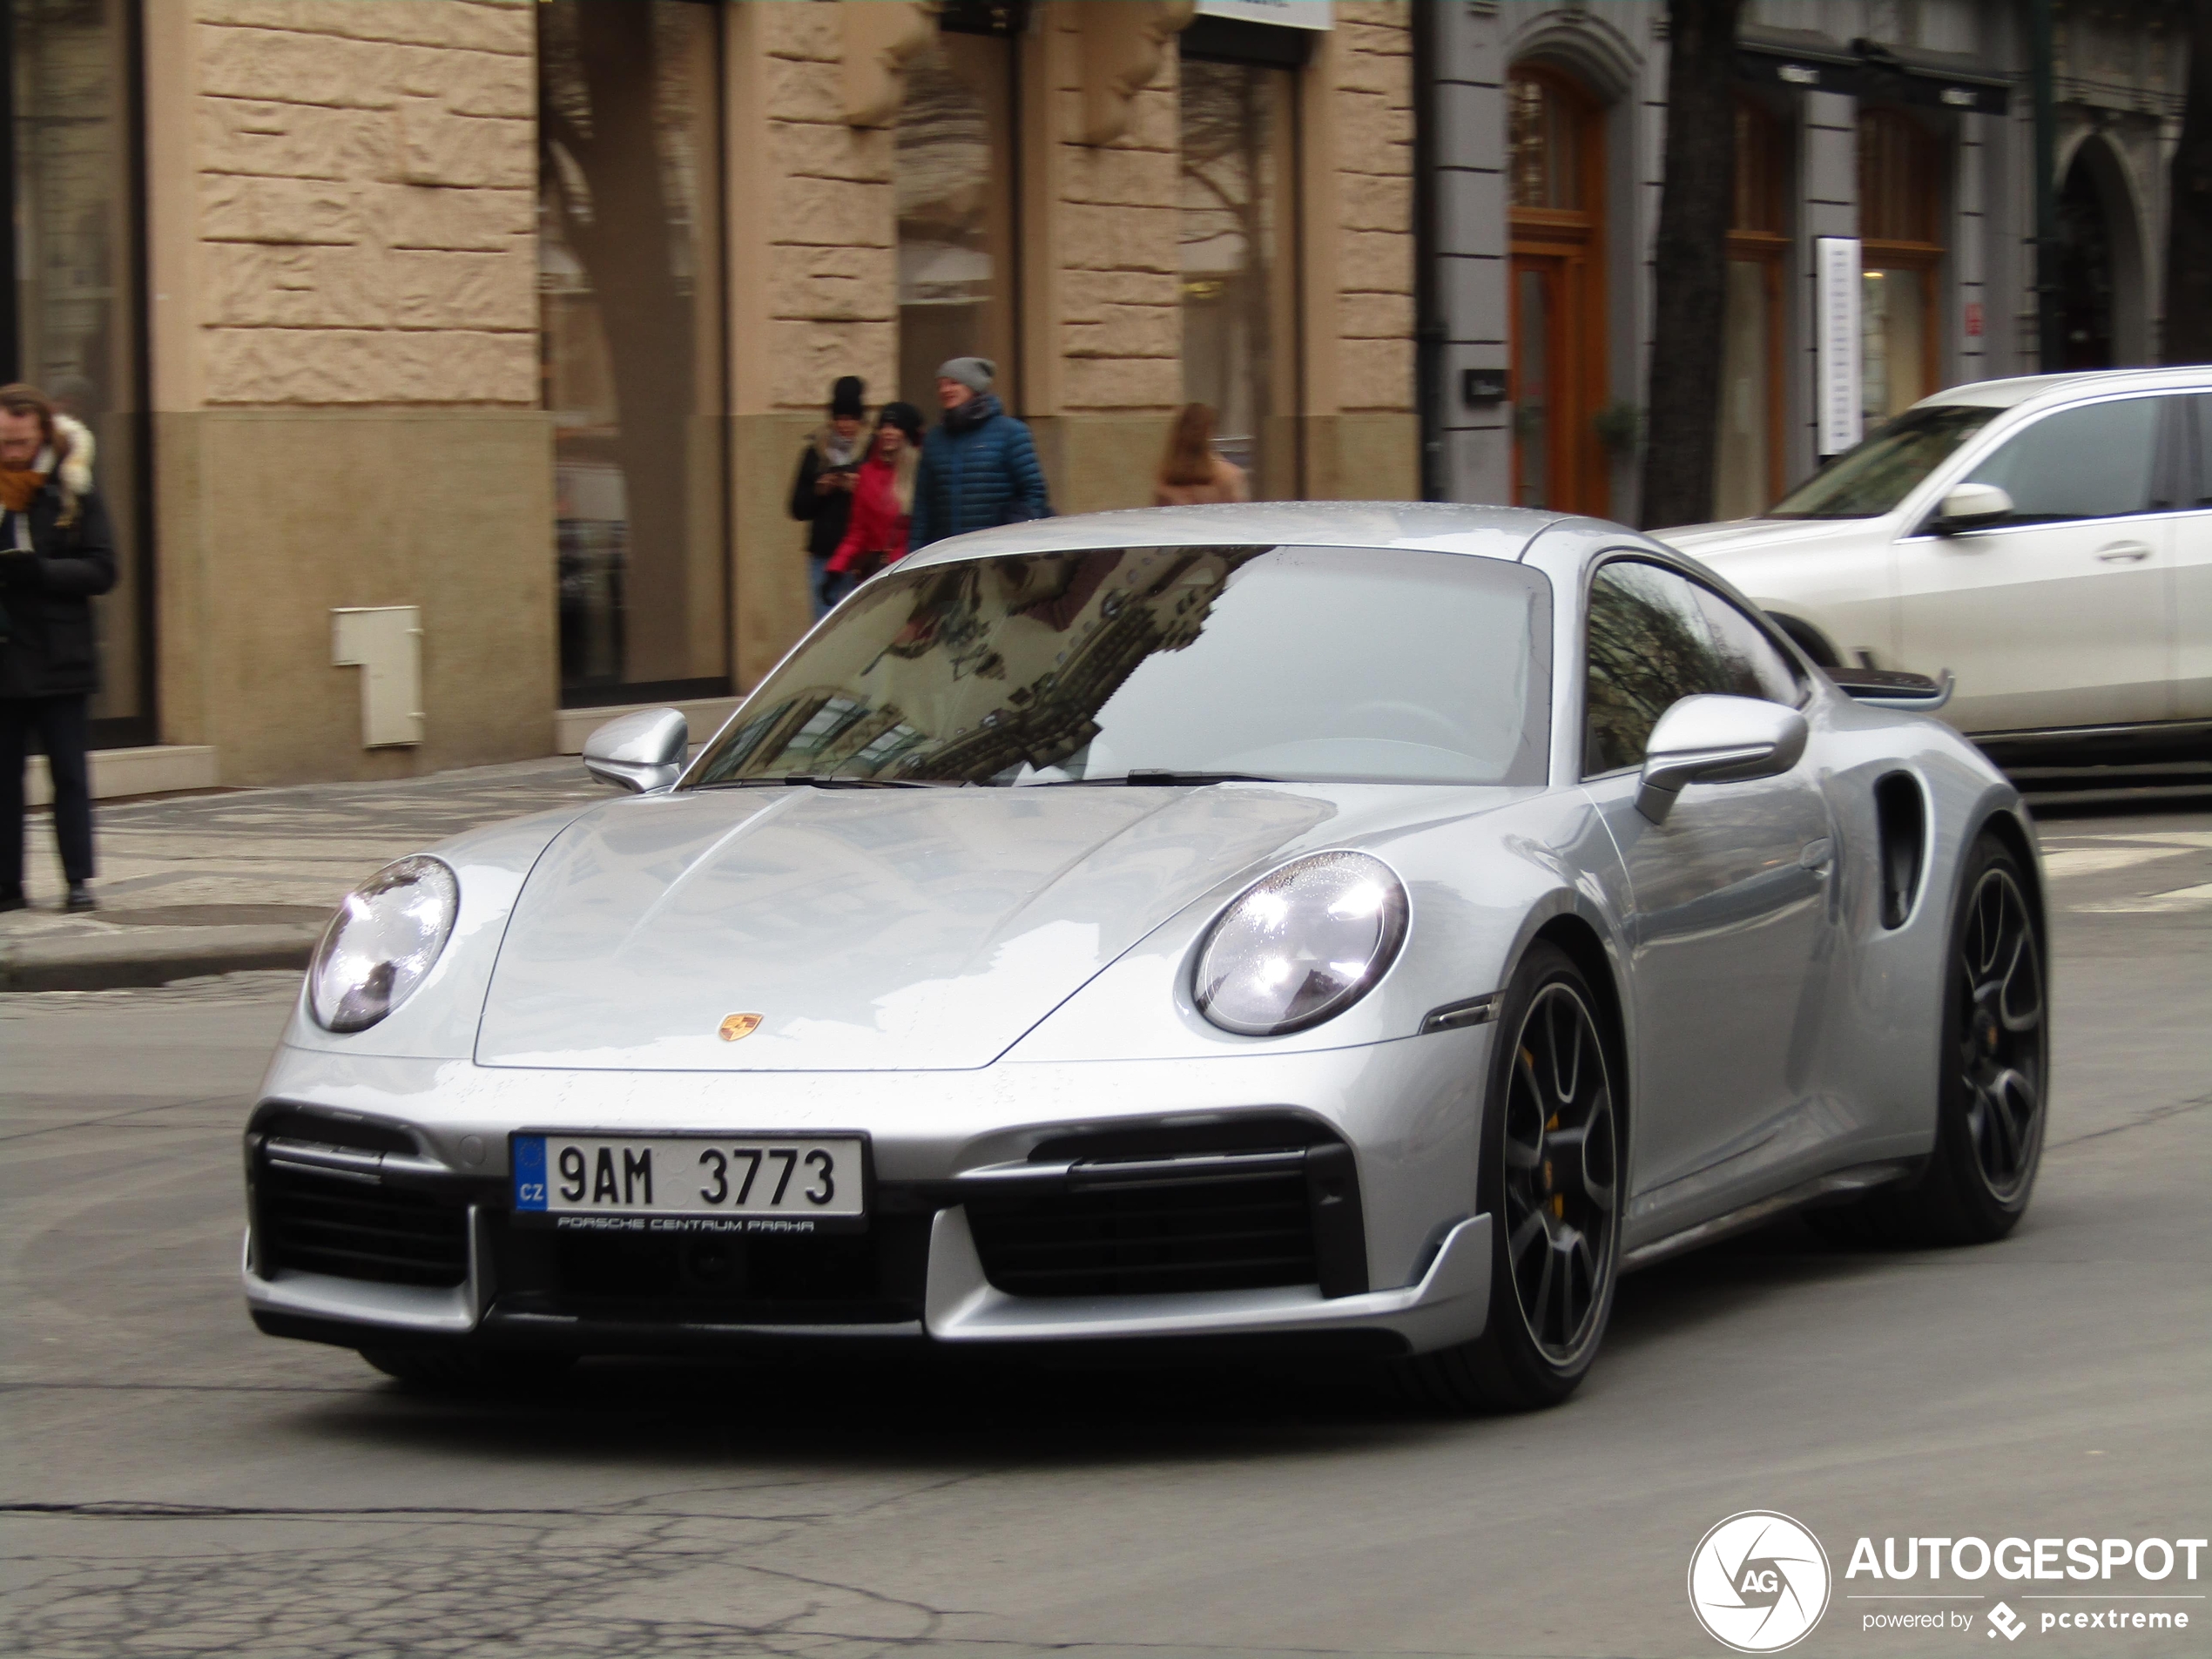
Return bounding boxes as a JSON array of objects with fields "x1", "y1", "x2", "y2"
[
  {"x1": 1915, "y1": 365, "x2": 2212, "y2": 411},
  {"x1": 898, "y1": 502, "x2": 1580, "y2": 568}
]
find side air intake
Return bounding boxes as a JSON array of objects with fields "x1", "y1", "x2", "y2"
[{"x1": 1872, "y1": 772, "x2": 1927, "y2": 929}]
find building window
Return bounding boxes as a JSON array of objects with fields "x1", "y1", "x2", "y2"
[
  {"x1": 6, "y1": 0, "x2": 151, "y2": 745},
  {"x1": 1178, "y1": 57, "x2": 1295, "y2": 497},
  {"x1": 896, "y1": 27, "x2": 1018, "y2": 414},
  {"x1": 1858, "y1": 108, "x2": 1943, "y2": 424},
  {"x1": 539, "y1": 0, "x2": 727, "y2": 705},
  {"x1": 1507, "y1": 67, "x2": 1607, "y2": 516},
  {"x1": 1716, "y1": 100, "x2": 1788, "y2": 519}
]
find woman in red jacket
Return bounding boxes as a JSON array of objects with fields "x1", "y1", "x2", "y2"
[{"x1": 820, "y1": 401, "x2": 924, "y2": 610}]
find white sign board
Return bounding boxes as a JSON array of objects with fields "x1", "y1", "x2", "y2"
[
  {"x1": 1815, "y1": 236, "x2": 1863, "y2": 456},
  {"x1": 1195, "y1": 1, "x2": 1333, "y2": 29}
]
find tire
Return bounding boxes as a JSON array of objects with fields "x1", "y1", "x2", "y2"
[
  {"x1": 1815, "y1": 832, "x2": 2047, "y2": 1247},
  {"x1": 361, "y1": 1348, "x2": 577, "y2": 1393},
  {"x1": 1395, "y1": 941, "x2": 1624, "y2": 1413}
]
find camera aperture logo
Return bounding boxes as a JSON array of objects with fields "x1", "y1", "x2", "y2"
[{"x1": 1689, "y1": 1512, "x2": 1833, "y2": 1652}]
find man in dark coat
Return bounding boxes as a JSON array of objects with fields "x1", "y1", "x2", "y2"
[
  {"x1": 909, "y1": 357, "x2": 1050, "y2": 550},
  {"x1": 788, "y1": 375, "x2": 867, "y2": 619},
  {"x1": 0, "y1": 383, "x2": 116, "y2": 913}
]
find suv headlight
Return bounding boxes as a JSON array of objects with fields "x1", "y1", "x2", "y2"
[
  {"x1": 309, "y1": 855, "x2": 459, "y2": 1032},
  {"x1": 1193, "y1": 852, "x2": 1408, "y2": 1035}
]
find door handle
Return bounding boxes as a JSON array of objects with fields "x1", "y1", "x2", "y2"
[
  {"x1": 2096, "y1": 543, "x2": 2154, "y2": 563},
  {"x1": 1799, "y1": 838, "x2": 1834, "y2": 874}
]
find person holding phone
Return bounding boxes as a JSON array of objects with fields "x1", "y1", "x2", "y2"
[
  {"x1": 819, "y1": 401, "x2": 925, "y2": 610},
  {"x1": 788, "y1": 375, "x2": 867, "y2": 619}
]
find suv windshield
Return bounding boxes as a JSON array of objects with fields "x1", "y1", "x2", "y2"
[
  {"x1": 686, "y1": 545, "x2": 1552, "y2": 788},
  {"x1": 1765, "y1": 403, "x2": 2000, "y2": 519}
]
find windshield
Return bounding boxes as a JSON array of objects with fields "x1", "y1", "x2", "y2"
[
  {"x1": 686, "y1": 545, "x2": 1552, "y2": 788},
  {"x1": 1765, "y1": 404, "x2": 2000, "y2": 519}
]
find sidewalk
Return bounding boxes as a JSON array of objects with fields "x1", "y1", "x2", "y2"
[{"x1": 1, "y1": 758, "x2": 605, "y2": 991}]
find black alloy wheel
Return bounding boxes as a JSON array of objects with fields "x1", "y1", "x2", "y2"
[
  {"x1": 1813, "y1": 831, "x2": 2047, "y2": 1247},
  {"x1": 1395, "y1": 941, "x2": 1623, "y2": 1412},
  {"x1": 1954, "y1": 860, "x2": 2045, "y2": 1203},
  {"x1": 1501, "y1": 982, "x2": 1619, "y2": 1363}
]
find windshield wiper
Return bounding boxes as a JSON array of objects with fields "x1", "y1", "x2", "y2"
[
  {"x1": 700, "y1": 774, "x2": 945, "y2": 790},
  {"x1": 1020, "y1": 770, "x2": 1287, "y2": 787}
]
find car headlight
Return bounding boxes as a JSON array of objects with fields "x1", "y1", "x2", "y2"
[
  {"x1": 309, "y1": 855, "x2": 459, "y2": 1032},
  {"x1": 1193, "y1": 851, "x2": 1408, "y2": 1035}
]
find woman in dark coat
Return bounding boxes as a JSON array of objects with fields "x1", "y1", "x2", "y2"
[
  {"x1": 0, "y1": 382, "x2": 117, "y2": 913},
  {"x1": 788, "y1": 375, "x2": 867, "y2": 619}
]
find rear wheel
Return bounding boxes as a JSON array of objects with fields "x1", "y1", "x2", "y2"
[
  {"x1": 1396, "y1": 941, "x2": 1622, "y2": 1412},
  {"x1": 1815, "y1": 832, "x2": 2047, "y2": 1246}
]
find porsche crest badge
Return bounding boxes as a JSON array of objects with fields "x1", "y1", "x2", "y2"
[{"x1": 717, "y1": 1012, "x2": 764, "y2": 1042}]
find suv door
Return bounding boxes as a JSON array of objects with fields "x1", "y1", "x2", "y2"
[
  {"x1": 2176, "y1": 395, "x2": 2212, "y2": 719},
  {"x1": 1580, "y1": 559, "x2": 1837, "y2": 1224},
  {"x1": 1897, "y1": 393, "x2": 2182, "y2": 733}
]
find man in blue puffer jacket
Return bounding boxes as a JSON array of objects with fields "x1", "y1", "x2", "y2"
[{"x1": 908, "y1": 357, "x2": 1051, "y2": 550}]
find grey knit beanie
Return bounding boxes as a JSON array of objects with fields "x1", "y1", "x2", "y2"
[{"x1": 936, "y1": 356, "x2": 995, "y2": 394}]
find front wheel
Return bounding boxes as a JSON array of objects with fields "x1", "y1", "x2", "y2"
[{"x1": 1396, "y1": 941, "x2": 1623, "y2": 1412}]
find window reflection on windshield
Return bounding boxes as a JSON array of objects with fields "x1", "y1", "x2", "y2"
[
  {"x1": 686, "y1": 545, "x2": 1552, "y2": 788},
  {"x1": 1765, "y1": 404, "x2": 1999, "y2": 519}
]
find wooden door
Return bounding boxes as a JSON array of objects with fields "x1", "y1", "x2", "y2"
[{"x1": 1507, "y1": 67, "x2": 1608, "y2": 516}]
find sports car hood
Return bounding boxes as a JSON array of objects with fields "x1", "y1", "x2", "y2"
[{"x1": 475, "y1": 786, "x2": 1332, "y2": 1070}]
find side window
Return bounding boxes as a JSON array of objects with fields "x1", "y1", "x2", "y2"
[
  {"x1": 1584, "y1": 560, "x2": 1799, "y2": 775},
  {"x1": 1956, "y1": 397, "x2": 2161, "y2": 524},
  {"x1": 2190, "y1": 395, "x2": 2212, "y2": 508}
]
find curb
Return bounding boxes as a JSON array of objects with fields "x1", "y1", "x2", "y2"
[{"x1": 0, "y1": 924, "x2": 320, "y2": 993}]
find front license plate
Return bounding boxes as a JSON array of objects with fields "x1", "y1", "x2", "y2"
[{"x1": 509, "y1": 1134, "x2": 867, "y2": 1234}]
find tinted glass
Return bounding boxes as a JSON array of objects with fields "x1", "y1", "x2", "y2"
[
  {"x1": 2195, "y1": 395, "x2": 2212, "y2": 507},
  {"x1": 1958, "y1": 398, "x2": 2161, "y2": 524},
  {"x1": 688, "y1": 546, "x2": 1553, "y2": 789},
  {"x1": 1768, "y1": 403, "x2": 1997, "y2": 519},
  {"x1": 1584, "y1": 561, "x2": 1798, "y2": 775}
]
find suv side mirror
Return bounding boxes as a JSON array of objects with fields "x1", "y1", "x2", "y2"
[
  {"x1": 1636, "y1": 694, "x2": 1810, "y2": 825},
  {"x1": 582, "y1": 707, "x2": 688, "y2": 793},
  {"x1": 1932, "y1": 482, "x2": 2013, "y2": 535}
]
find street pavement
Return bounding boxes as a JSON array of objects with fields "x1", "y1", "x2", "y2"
[{"x1": 1, "y1": 805, "x2": 2206, "y2": 1659}]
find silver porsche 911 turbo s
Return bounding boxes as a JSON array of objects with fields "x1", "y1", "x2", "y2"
[{"x1": 244, "y1": 503, "x2": 2048, "y2": 1410}]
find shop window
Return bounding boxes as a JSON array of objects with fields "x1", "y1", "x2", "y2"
[
  {"x1": 539, "y1": 0, "x2": 727, "y2": 705},
  {"x1": 1858, "y1": 108, "x2": 1944, "y2": 425},
  {"x1": 1178, "y1": 57, "x2": 1296, "y2": 497},
  {"x1": 896, "y1": 27, "x2": 1018, "y2": 414},
  {"x1": 1507, "y1": 67, "x2": 1607, "y2": 516},
  {"x1": 6, "y1": 0, "x2": 151, "y2": 745},
  {"x1": 1716, "y1": 101, "x2": 1788, "y2": 519}
]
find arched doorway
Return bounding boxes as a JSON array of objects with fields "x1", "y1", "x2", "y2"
[
  {"x1": 2059, "y1": 138, "x2": 2148, "y2": 368},
  {"x1": 1507, "y1": 66, "x2": 1608, "y2": 515}
]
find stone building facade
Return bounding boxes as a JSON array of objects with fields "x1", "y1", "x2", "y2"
[
  {"x1": 1420, "y1": 0, "x2": 2188, "y2": 524},
  {"x1": 5, "y1": 0, "x2": 1417, "y2": 786}
]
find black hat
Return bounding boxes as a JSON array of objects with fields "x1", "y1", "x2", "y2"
[
  {"x1": 878, "y1": 401, "x2": 925, "y2": 442},
  {"x1": 829, "y1": 376, "x2": 866, "y2": 419}
]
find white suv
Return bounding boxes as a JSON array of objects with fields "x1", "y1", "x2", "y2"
[{"x1": 1662, "y1": 368, "x2": 2210, "y2": 759}]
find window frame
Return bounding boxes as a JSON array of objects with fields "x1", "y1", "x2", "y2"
[
  {"x1": 1577, "y1": 552, "x2": 1812, "y2": 782},
  {"x1": 1899, "y1": 389, "x2": 2199, "y2": 539}
]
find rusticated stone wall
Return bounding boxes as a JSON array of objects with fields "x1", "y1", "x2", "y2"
[
  {"x1": 1334, "y1": 2, "x2": 1416, "y2": 415},
  {"x1": 187, "y1": 0, "x2": 536, "y2": 405}
]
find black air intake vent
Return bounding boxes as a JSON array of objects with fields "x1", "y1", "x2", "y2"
[
  {"x1": 258, "y1": 1165, "x2": 469, "y2": 1288},
  {"x1": 254, "y1": 1106, "x2": 417, "y2": 1157},
  {"x1": 968, "y1": 1170, "x2": 1320, "y2": 1298},
  {"x1": 1873, "y1": 772, "x2": 1928, "y2": 928}
]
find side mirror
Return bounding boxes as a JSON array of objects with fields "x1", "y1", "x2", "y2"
[
  {"x1": 582, "y1": 707, "x2": 688, "y2": 793},
  {"x1": 1931, "y1": 482, "x2": 2013, "y2": 535},
  {"x1": 1635, "y1": 694, "x2": 1810, "y2": 825}
]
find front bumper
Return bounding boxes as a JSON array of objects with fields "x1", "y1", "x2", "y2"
[{"x1": 242, "y1": 1031, "x2": 1495, "y2": 1359}]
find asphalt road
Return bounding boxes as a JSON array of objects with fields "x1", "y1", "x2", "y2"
[{"x1": 3, "y1": 806, "x2": 2206, "y2": 1659}]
